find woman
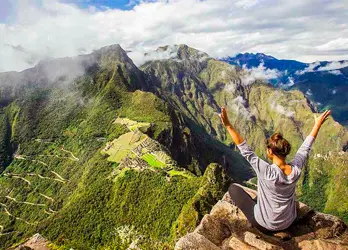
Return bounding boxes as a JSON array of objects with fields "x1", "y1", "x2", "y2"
[{"x1": 219, "y1": 107, "x2": 331, "y2": 232}]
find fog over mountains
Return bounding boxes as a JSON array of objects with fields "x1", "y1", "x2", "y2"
[{"x1": 222, "y1": 53, "x2": 348, "y2": 126}]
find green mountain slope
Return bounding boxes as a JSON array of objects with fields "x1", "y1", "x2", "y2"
[
  {"x1": 0, "y1": 44, "x2": 347, "y2": 249},
  {"x1": 141, "y1": 45, "x2": 348, "y2": 222}
]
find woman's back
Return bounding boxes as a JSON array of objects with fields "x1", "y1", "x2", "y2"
[
  {"x1": 219, "y1": 107, "x2": 331, "y2": 231},
  {"x1": 236, "y1": 135, "x2": 315, "y2": 231}
]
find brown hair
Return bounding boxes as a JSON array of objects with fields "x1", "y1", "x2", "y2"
[{"x1": 265, "y1": 133, "x2": 291, "y2": 158}]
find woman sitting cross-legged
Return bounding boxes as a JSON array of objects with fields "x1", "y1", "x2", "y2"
[{"x1": 219, "y1": 107, "x2": 331, "y2": 233}]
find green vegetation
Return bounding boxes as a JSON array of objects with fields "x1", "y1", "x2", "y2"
[
  {"x1": 168, "y1": 170, "x2": 194, "y2": 179},
  {"x1": 297, "y1": 154, "x2": 348, "y2": 223},
  {"x1": 172, "y1": 163, "x2": 231, "y2": 238},
  {"x1": 0, "y1": 44, "x2": 347, "y2": 249},
  {"x1": 141, "y1": 153, "x2": 166, "y2": 168},
  {"x1": 103, "y1": 131, "x2": 147, "y2": 162}
]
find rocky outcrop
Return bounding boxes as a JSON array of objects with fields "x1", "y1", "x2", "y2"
[
  {"x1": 175, "y1": 185, "x2": 348, "y2": 250},
  {"x1": 7, "y1": 233, "x2": 50, "y2": 250}
]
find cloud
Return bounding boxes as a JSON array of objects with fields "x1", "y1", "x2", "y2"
[
  {"x1": 295, "y1": 61, "x2": 320, "y2": 75},
  {"x1": 317, "y1": 61, "x2": 348, "y2": 71},
  {"x1": 306, "y1": 89, "x2": 313, "y2": 96},
  {"x1": 271, "y1": 102, "x2": 295, "y2": 118},
  {"x1": 240, "y1": 62, "x2": 282, "y2": 85},
  {"x1": 1, "y1": 0, "x2": 348, "y2": 72},
  {"x1": 268, "y1": 92, "x2": 295, "y2": 117},
  {"x1": 128, "y1": 45, "x2": 180, "y2": 66},
  {"x1": 285, "y1": 77, "x2": 295, "y2": 87},
  {"x1": 230, "y1": 96, "x2": 253, "y2": 120},
  {"x1": 296, "y1": 60, "x2": 348, "y2": 75},
  {"x1": 329, "y1": 70, "x2": 342, "y2": 75}
]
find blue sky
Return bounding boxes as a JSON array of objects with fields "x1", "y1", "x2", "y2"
[
  {"x1": 0, "y1": 0, "x2": 136, "y2": 23},
  {"x1": 64, "y1": 0, "x2": 136, "y2": 10},
  {"x1": 0, "y1": 0, "x2": 13, "y2": 22}
]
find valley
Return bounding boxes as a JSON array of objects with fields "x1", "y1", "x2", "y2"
[{"x1": 0, "y1": 44, "x2": 346, "y2": 249}]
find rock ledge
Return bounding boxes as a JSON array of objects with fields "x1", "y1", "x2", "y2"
[{"x1": 175, "y1": 184, "x2": 348, "y2": 250}]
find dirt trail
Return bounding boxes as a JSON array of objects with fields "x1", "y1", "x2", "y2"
[
  {"x1": 32, "y1": 159, "x2": 49, "y2": 166},
  {"x1": 50, "y1": 171, "x2": 66, "y2": 181},
  {"x1": 43, "y1": 207, "x2": 57, "y2": 215},
  {"x1": 4, "y1": 173, "x2": 31, "y2": 185},
  {"x1": 4, "y1": 172, "x2": 66, "y2": 184},
  {"x1": 0, "y1": 231, "x2": 16, "y2": 236},
  {"x1": 39, "y1": 193, "x2": 54, "y2": 202},
  {"x1": 38, "y1": 154, "x2": 78, "y2": 161},
  {"x1": 27, "y1": 173, "x2": 66, "y2": 183},
  {"x1": 60, "y1": 147, "x2": 80, "y2": 161},
  {"x1": 5, "y1": 195, "x2": 46, "y2": 207},
  {"x1": 3, "y1": 207, "x2": 35, "y2": 225},
  {"x1": 44, "y1": 210, "x2": 53, "y2": 215},
  {"x1": 48, "y1": 208, "x2": 57, "y2": 213}
]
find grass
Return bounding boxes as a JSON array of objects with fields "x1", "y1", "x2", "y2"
[
  {"x1": 141, "y1": 153, "x2": 166, "y2": 168},
  {"x1": 114, "y1": 117, "x2": 151, "y2": 132},
  {"x1": 103, "y1": 132, "x2": 147, "y2": 162},
  {"x1": 168, "y1": 170, "x2": 194, "y2": 179}
]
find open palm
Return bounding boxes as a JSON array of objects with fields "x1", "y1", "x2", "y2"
[{"x1": 314, "y1": 110, "x2": 331, "y2": 127}]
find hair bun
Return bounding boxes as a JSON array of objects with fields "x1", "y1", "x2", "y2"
[{"x1": 273, "y1": 133, "x2": 283, "y2": 140}]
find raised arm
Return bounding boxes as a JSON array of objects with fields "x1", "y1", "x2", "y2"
[
  {"x1": 291, "y1": 110, "x2": 331, "y2": 169},
  {"x1": 219, "y1": 107, "x2": 268, "y2": 175},
  {"x1": 219, "y1": 107, "x2": 244, "y2": 145},
  {"x1": 310, "y1": 110, "x2": 331, "y2": 139}
]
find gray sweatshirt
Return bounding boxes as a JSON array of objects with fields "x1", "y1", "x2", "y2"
[{"x1": 237, "y1": 135, "x2": 315, "y2": 231}]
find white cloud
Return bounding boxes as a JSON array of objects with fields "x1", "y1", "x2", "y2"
[
  {"x1": 317, "y1": 61, "x2": 348, "y2": 71},
  {"x1": 329, "y1": 70, "x2": 342, "y2": 75},
  {"x1": 128, "y1": 45, "x2": 180, "y2": 66},
  {"x1": 1, "y1": 0, "x2": 348, "y2": 72},
  {"x1": 295, "y1": 61, "x2": 320, "y2": 75},
  {"x1": 268, "y1": 92, "x2": 295, "y2": 117},
  {"x1": 316, "y1": 38, "x2": 348, "y2": 52},
  {"x1": 240, "y1": 62, "x2": 282, "y2": 85},
  {"x1": 271, "y1": 102, "x2": 295, "y2": 118},
  {"x1": 306, "y1": 89, "x2": 313, "y2": 96},
  {"x1": 230, "y1": 95, "x2": 253, "y2": 119},
  {"x1": 296, "y1": 60, "x2": 348, "y2": 75},
  {"x1": 286, "y1": 77, "x2": 295, "y2": 87}
]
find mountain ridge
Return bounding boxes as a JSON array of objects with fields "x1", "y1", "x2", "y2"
[
  {"x1": 0, "y1": 44, "x2": 347, "y2": 249},
  {"x1": 221, "y1": 53, "x2": 348, "y2": 126}
]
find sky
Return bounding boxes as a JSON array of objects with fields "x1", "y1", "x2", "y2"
[{"x1": 0, "y1": 0, "x2": 348, "y2": 72}]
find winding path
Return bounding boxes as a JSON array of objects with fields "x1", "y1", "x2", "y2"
[
  {"x1": 3, "y1": 207, "x2": 36, "y2": 225},
  {"x1": 5, "y1": 195, "x2": 46, "y2": 207},
  {"x1": 4, "y1": 173, "x2": 31, "y2": 185},
  {"x1": 39, "y1": 193, "x2": 55, "y2": 202}
]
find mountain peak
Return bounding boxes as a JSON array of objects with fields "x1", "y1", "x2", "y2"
[
  {"x1": 235, "y1": 52, "x2": 276, "y2": 61},
  {"x1": 93, "y1": 44, "x2": 132, "y2": 63},
  {"x1": 148, "y1": 44, "x2": 210, "y2": 63}
]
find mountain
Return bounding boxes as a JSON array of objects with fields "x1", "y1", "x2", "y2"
[
  {"x1": 0, "y1": 44, "x2": 347, "y2": 249},
  {"x1": 223, "y1": 53, "x2": 307, "y2": 72},
  {"x1": 222, "y1": 53, "x2": 348, "y2": 126}
]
